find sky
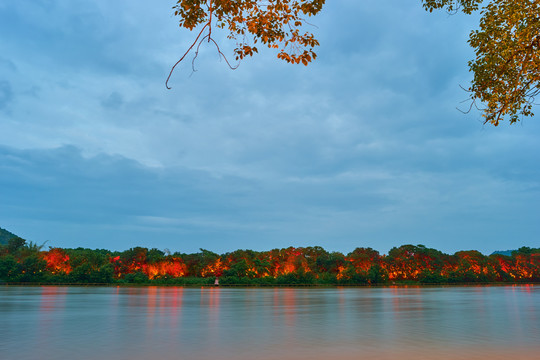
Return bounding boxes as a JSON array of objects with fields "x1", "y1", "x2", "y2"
[{"x1": 0, "y1": 0, "x2": 539, "y2": 255}]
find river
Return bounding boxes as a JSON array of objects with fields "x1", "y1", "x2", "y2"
[{"x1": 1, "y1": 285, "x2": 539, "y2": 360}]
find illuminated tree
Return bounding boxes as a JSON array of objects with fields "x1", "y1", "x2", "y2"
[
  {"x1": 314, "y1": 250, "x2": 344, "y2": 275},
  {"x1": 451, "y1": 250, "x2": 491, "y2": 282},
  {"x1": 488, "y1": 253, "x2": 515, "y2": 281},
  {"x1": 512, "y1": 249, "x2": 540, "y2": 281},
  {"x1": 252, "y1": 256, "x2": 271, "y2": 277},
  {"x1": 347, "y1": 247, "x2": 381, "y2": 273},
  {"x1": 385, "y1": 244, "x2": 443, "y2": 281},
  {"x1": 42, "y1": 248, "x2": 72, "y2": 275},
  {"x1": 2, "y1": 242, "x2": 540, "y2": 284},
  {"x1": 197, "y1": 248, "x2": 227, "y2": 277}
]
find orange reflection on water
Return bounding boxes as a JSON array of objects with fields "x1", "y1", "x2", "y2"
[
  {"x1": 168, "y1": 287, "x2": 183, "y2": 328},
  {"x1": 208, "y1": 287, "x2": 221, "y2": 310},
  {"x1": 282, "y1": 288, "x2": 296, "y2": 327},
  {"x1": 146, "y1": 286, "x2": 158, "y2": 330},
  {"x1": 200, "y1": 286, "x2": 221, "y2": 322},
  {"x1": 39, "y1": 286, "x2": 64, "y2": 312},
  {"x1": 200, "y1": 286, "x2": 221, "y2": 353},
  {"x1": 38, "y1": 286, "x2": 67, "y2": 350}
]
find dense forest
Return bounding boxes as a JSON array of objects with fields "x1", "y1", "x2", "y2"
[{"x1": 0, "y1": 236, "x2": 539, "y2": 285}]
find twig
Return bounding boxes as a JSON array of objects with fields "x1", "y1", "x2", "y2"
[{"x1": 166, "y1": 23, "x2": 210, "y2": 89}]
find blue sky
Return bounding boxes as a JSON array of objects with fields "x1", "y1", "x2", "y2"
[{"x1": 1, "y1": 0, "x2": 538, "y2": 255}]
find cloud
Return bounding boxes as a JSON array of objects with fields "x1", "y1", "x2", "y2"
[
  {"x1": 1, "y1": 144, "x2": 539, "y2": 255},
  {"x1": 101, "y1": 91, "x2": 124, "y2": 109},
  {"x1": 0, "y1": 81, "x2": 13, "y2": 110},
  {"x1": 0, "y1": 1, "x2": 539, "y2": 255}
]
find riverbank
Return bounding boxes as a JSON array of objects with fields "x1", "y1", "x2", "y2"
[{"x1": 2, "y1": 281, "x2": 538, "y2": 287}]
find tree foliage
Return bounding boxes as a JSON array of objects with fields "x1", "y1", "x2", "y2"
[
  {"x1": 385, "y1": 0, "x2": 540, "y2": 125},
  {"x1": 167, "y1": 0, "x2": 325, "y2": 87},
  {"x1": 422, "y1": 0, "x2": 482, "y2": 14},
  {"x1": 169, "y1": 0, "x2": 539, "y2": 126},
  {"x1": 468, "y1": 0, "x2": 540, "y2": 125},
  {"x1": 1, "y1": 242, "x2": 539, "y2": 284}
]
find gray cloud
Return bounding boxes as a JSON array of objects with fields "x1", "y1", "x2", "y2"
[
  {"x1": 0, "y1": 1, "x2": 539, "y2": 255},
  {"x1": 0, "y1": 81, "x2": 13, "y2": 110},
  {"x1": 1, "y1": 144, "x2": 539, "y2": 255},
  {"x1": 101, "y1": 91, "x2": 124, "y2": 109}
]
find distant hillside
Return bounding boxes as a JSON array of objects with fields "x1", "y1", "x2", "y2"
[
  {"x1": 0, "y1": 227, "x2": 18, "y2": 245},
  {"x1": 491, "y1": 250, "x2": 515, "y2": 256}
]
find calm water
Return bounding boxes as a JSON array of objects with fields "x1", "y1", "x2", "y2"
[{"x1": 1, "y1": 285, "x2": 539, "y2": 360}]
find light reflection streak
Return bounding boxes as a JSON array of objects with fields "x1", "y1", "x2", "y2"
[
  {"x1": 197, "y1": 287, "x2": 220, "y2": 357},
  {"x1": 283, "y1": 288, "x2": 296, "y2": 328},
  {"x1": 146, "y1": 286, "x2": 157, "y2": 332},
  {"x1": 38, "y1": 286, "x2": 66, "y2": 354},
  {"x1": 168, "y1": 287, "x2": 183, "y2": 329}
]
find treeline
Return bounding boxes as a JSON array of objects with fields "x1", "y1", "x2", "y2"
[{"x1": 0, "y1": 237, "x2": 539, "y2": 285}]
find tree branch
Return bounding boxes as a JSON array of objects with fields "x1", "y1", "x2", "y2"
[{"x1": 166, "y1": 23, "x2": 210, "y2": 89}]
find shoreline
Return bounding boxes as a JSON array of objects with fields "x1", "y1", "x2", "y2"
[{"x1": 2, "y1": 281, "x2": 538, "y2": 288}]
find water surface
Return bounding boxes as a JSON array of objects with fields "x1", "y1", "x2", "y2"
[{"x1": 1, "y1": 285, "x2": 539, "y2": 360}]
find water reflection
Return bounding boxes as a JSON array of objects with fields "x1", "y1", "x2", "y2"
[
  {"x1": 36, "y1": 286, "x2": 66, "y2": 357},
  {"x1": 0, "y1": 285, "x2": 539, "y2": 360}
]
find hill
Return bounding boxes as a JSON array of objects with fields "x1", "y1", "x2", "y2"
[
  {"x1": 491, "y1": 250, "x2": 515, "y2": 256},
  {"x1": 0, "y1": 227, "x2": 18, "y2": 245}
]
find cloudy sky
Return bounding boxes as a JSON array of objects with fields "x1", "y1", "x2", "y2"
[{"x1": 1, "y1": 0, "x2": 538, "y2": 255}]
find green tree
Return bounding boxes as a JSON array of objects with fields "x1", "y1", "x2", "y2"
[
  {"x1": 17, "y1": 255, "x2": 48, "y2": 282},
  {"x1": 513, "y1": 246, "x2": 540, "y2": 255},
  {"x1": 67, "y1": 248, "x2": 109, "y2": 270},
  {"x1": 123, "y1": 271, "x2": 149, "y2": 283},
  {"x1": 418, "y1": 269, "x2": 446, "y2": 284},
  {"x1": 147, "y1": 248, "x2": 165, "y2": 263},
  {"x1": 0, "y1": 255, "x2": 19, "y2": 281},
  {"x1": 347, "y1": 247, "x2": 381, "y2": 273},
  {"x1": 252, "y1": 257, "x2": 271, "y2": 277},
  {"x1": 69, "y1": 262, "x2": 115, "y2": 283},
  {"x1": 224, "y1": 258, "x2": 250, "y2": 278},
  {"x1": 341, "y1": 264, "x2": 370, "y2": 285},
  {"x1": 7, "y1": 237, "x2": 26, "y2": 255},
  {"x1": 452, "y1": 250, "x2": 490, "y2": 282},
  {"x1": 314, "y1": 251, "x2": 345, "y2": 275},
  {"x1": 368, "y1": 264, "x2": 388, "y2": 284}
]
